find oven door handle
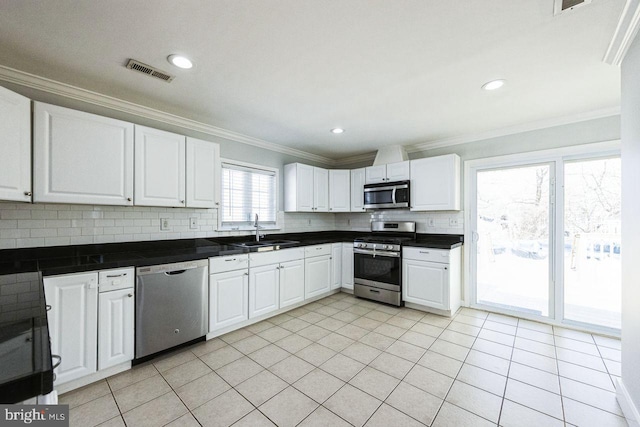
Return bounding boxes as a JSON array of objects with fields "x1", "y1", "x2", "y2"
[
  {"x1": 392, "y1": 188, "x2": 396, "y2": 205},
  {"x1": 354, "y1": 249, "x2": 400, "y2": 258}
]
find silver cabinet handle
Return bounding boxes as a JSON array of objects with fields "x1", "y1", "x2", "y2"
[
  {"x1": 244, "y1": 272, "x2": 249, "y2": 276},
  {"x1": 128, "y1": 293, "x2": 133, "y2": 297},
  {"x1": 51, "y1": 354, "x2": 62, "y2": 369},
  {"x1": 127, "y1": 197, "x2": 132, "y2": 202},
  {"x1": 225, "y1": 258, "x2": 237, "y2": 262},
  {"x1": 45, "y1": 305, "x2": 52, "y2": 311},
  {"x1": 24, "y1": 191, "x2": 32, "y2": 196},
  {"x1": 420, "y1": 251, "x2": 430, "y2": 254},
  {"x1": 106, "y1": 273, "x2": 127, "y2": 278},
  {"x1": 180, "y1": 200, "x2": 185, "y2": 204}
]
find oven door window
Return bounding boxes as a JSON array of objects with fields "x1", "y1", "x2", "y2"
[{"x1": 354, "y1": 253, "x2": 400, "y2": 286}]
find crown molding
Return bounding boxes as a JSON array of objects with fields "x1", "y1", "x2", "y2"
[
  {"x1": 405, "y1": 106, "x2": 621, "y2": 153},
  {"x1": 0, "y1": 65, "x2": 335, "y2": 165},
  {"x1": 604, "y1": 0, "x2": 640, "y2": 66}
]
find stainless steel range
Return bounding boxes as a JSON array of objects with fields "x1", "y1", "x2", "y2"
[{"x1": 353, "y1": 221, "x2": 416, "y2": 306}]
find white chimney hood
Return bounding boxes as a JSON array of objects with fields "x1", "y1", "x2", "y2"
[{"x1": 372, "y1": 145, "x2": 408, "y2": 166}]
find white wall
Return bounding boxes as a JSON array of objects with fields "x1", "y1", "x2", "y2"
[{"x1": 620, "y1": 34, "x2": 640, "y2": 421}]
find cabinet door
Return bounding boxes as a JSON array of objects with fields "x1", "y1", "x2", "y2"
[
  {"x1": 365, "y1": 165, "x2": 387, "y2": 184},
  {"x1": 304, "y1": 255, "x2": 331, "y2": 299},
  {"x1": 210, "y1": 269, "x2": 249, "y2": 332},
  {"x1": 249, "y1": 264, "x2": 280, "y2": 318},
  {"x1": 402, "y1": 259, "x2": 449, "y2": 310},
  {"x1": 341, "y1": 243, "x2": 354, "y2": 290},
  {"x1": 34, "y1": 102, "x2": 134, "y2": 206},
  {"x1": 350, "y1": 168, "x2": 366, "y2": 212},
  {"x1": 386, "y1": 161, "x2": 410, "y2": 182},
  {"x1": 98, "y1": 289, "x2": 134, "y2": 370},
  {"x1": 279, "y1": 259, "x2": 305, "y2": 308},
  {"x1": 313, "y1": 167, "x2": 329, "y2": 211},
  {"x1": 294, "y1": 163, "x2": 314, "y2": 212},
  {"x1": 134, "y1": 125, "x2": 186, "y2": 207},
  {"x1": 329, "y1": 170, "x2": 350, "y2": 212},
  {"x1": 0, "y1": 86, "x2": 31, "y2": 202},
  {"x1": 186, "y1": 137, "x2": 219, "y2": 208},
  {"x1": 410, "y1": 154, "x2": 461, "y2": 211},
  {"x1": 331, "y1": 243, "x2": 342, "y2": 290},
  {"x1": 44, "y1": 272, "x2": 98, "y2": 385}
]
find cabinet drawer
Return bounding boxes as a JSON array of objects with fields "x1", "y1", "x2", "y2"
[
  {"x1": 249, "y1": 247, "x2": 304, "y2": 268},
  {"x1": 305, "y1": 244, "x2": 331, "y2": 257},
  {"x1": 210, "y1": 254, "x2": 249, "y2": 273},
  {"x1": 403, "y1": 247, "x2": 450, "y2": 263},
  {"x1": 98, "y1": 267, "x2": 134, "y2": 292}
]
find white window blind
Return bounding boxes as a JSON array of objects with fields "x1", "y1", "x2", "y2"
[{"x1": 221, "y1": 162, "x2": 277, "y2": 227}]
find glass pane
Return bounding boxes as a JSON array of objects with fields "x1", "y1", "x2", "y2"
[
  {"x1": 476, "y1": 164, "x2": 551, "y2": 316},
  {"x1": 564, "y1": 157, "x2": 621, "y2": 330}
]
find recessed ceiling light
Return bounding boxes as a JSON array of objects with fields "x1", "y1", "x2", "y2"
[
  {"x1": 167, "y1": 54, "x2": 193, "y2": 69},
  {"x1": 331, "y1": 128, "x2": 345, "y2": 134},
  {"x1": 482, "y1": 79, "x2": 506, "y2": 91}
]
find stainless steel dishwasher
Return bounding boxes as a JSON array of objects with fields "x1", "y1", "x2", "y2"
[{"x1": 135, "y1": 260, "x2": 208, "y2": 359}]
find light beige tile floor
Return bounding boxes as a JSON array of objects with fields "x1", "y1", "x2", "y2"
[{"x1": 61, "y1": 292, "x2": 626, "y2": 427}]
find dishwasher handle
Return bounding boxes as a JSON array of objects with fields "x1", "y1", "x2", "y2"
[{"x1": 165, "y1": 269, "x2": 187, "y2": 276}]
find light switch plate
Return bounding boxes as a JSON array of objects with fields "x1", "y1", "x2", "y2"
[{"x1": 428, "y1": 218, "x2": 435, "y2": 227}]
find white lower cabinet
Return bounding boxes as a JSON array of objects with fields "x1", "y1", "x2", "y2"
[
  {"x1": 98, "y1": 288, "x2": 134, "y2": 370},
  {"x1": 279, "y1": 259, "x2": 305, "y2": 308},
  {"x1": 304, "y1": 245, "x2": 332, "y2": 299},
  {"x1": 341, "y1": 243, "x2": 354, "y2": 290},
  {"x1": 44, "y1": 272, "x2": 99, "y2": 385},
  {"x1": 209, "y1": 254, "x2": 250, "y2": 332},
  {"x1": 45, "y1": 268, "x2": 136, "y2": 385},
  {"x1": 402, "y1": 246, "x2": 461, "y2": 314},
  {"x1": 331, "y1": 243, "x2": 342, "y2": 290},
  {"x1": 249, "y1": 264, "x2": 280, "y2": 318}
]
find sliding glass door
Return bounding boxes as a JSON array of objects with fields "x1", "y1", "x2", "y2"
[
  {"x1": 469, "y1": 147, "x2": 621, "y2": 333},
  {"x1": 563, "y1": 157, "x2": 621, "y2": 330},
  {"x1": 475, "y1": 164, "x2": 553, "y2": 317}
]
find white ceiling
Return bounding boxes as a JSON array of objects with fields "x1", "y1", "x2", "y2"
[{"x1": 0, "y1": 0, "x2": 623, "y2": 160}]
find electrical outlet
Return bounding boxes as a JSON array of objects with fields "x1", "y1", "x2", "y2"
[
  {"x1": 427, "y1": 218, "x2": 435, "y2": 227},
  {"x1": 347, "y1": 219, "x2": 351, "y2": 226},
  {"x1": 307, "y1": 219, "x2": 312, "y2": 226},
  {"x1": 449, "y1": 218, "x2": 459, "y2": 227},
  {"x1": 189, "y1": 217, "x2": 198, "y2": 229},
  {"x1": 160, "y1": 218, "x2": 171, "y2": 231}
]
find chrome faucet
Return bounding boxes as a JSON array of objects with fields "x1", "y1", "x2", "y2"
[{"x1": 254, "y1": 214, "x2": 260, "y2": 241}]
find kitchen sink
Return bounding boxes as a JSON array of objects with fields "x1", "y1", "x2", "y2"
[{"x1": 230, "y1": 239, "x2": 299, "y2": 251}]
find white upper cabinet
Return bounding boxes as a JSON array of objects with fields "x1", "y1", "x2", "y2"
[
  {"x1": 313, "y1": 167, "x2": 329, "y2": 212},
  {"x1": 365, "y1": 165, "x2": 387, "y2": 184},
  {"x1": 134, "y1": 125, "x2": 186, "y2": 207},
  {"x1": 329, "y1": 170, "x2": 350, "y2": 212},
  {"x1": 365, "y1": 161, "x2": 410, "y2": 184},
  {"x1": 350, "y1": 168, "x2": 366, "y2": 212},
  {"x1": 410, "y1": 154, "x2": 461, "y2": 211},
  {"x1": 284, "y1": 163, "x2": 328, "y2": 212},
  {"x1": 34, "y1": 102, "x2": 134, "y2": 205},
  {"x1": 386, "y1": 161, "x2": 411, "y2": 181},
  {"x1": 0, "y1": 86, "x2": 31, "y2": 202},
  {"x1": 186, "y1": 137, "x2": 220, "y2": 208}
]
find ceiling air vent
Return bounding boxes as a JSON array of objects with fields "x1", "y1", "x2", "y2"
[
  {"x1": 126, "y1": 59, "x2": 175, "y2": 82},
  {"x1": 554, "y1": 0, "x2": 592, "y2": 15}
]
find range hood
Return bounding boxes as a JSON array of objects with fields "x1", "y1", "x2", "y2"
[{"x1": 372, "y1": 145, "x2": 408, "y2": 166}]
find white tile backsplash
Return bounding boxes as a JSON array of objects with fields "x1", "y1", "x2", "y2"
[{"x1": 0, "y1": 202, "x2": 462, "y2": 249}]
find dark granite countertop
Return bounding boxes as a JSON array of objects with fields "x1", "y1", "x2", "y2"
[
  {"x1": 0, "y1": 271, "x2": 53, "y2": 403},
  {"x1": 0, "y1": 232, "x2": 463, "y2": 276}
]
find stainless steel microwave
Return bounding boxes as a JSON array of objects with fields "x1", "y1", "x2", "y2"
[{"x1": 363, "y1": 180, "x2": 410, "y2": 209}]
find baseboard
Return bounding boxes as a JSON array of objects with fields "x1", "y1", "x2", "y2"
[
  {"x1": 617, "y1": 378, "x2": 640, "y2": 427},
  {"x1": 54, "y1": 362, "x2": 131, "y2": 395}
]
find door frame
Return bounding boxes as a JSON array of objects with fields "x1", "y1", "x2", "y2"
[{"x1": 464, "y1": 140, "x2": 621, "y2": 335}]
